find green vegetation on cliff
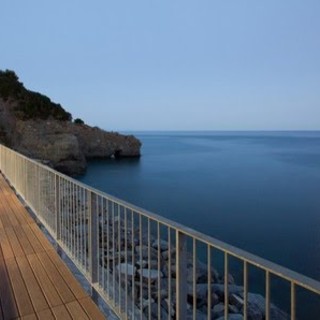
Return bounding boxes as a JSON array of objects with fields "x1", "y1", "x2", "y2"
[
  {"x1": 0, "y1": 69, "x2": 72, "y2": 121},
  {"x1": 74, "y1": 118, "x2": 85, "y2": 125}
]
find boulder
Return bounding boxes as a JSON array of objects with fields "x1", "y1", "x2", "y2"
[
  {"x1": 270, "y1": 305, "x2": 290, "y2": 320},
  {"x1": 212, "y1": 303, "x2": 225, "y2": 318},
  {"x1": 152, "y1": 239, "x2": 169, "y2": 251},
  {"x1": 212, "y1": 284, "x2": 244, "y2": 298},
  {"x1": 148, "y1": 302, "x2": 169, "y2": 320},
  {"x1": 138, "y1": 268, "x2": 163, "y2": 282},
  {"x1": 135, "y1": 245, "x2": 158, "y2": 260},
  {"x1": 115, "y1": 263, "x2": 136, "y2": 277}
]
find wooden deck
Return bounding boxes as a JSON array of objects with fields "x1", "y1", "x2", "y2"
[{"x1": 0, "y1": 175, "x2": 106, "y2": 320}]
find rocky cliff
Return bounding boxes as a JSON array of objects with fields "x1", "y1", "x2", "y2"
[{"x1": 0, "y1": 70, "x2": 141, "y2": 175}]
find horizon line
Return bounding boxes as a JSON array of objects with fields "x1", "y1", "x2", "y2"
[{"x1": 116, "y1": 129, "x2": 320, "y2": 133}]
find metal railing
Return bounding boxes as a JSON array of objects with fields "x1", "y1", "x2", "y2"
[{"x1": 0, "y1": 144, "x2": 319, "y2": 320}]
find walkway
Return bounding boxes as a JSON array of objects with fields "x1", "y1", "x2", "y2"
[{"x1": 0, "y1": 174, "x2": 106, "y2": 320}]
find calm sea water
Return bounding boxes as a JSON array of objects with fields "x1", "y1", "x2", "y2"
[{"x1": 79, "y1": 131, "x2": 320, "y2": 311}]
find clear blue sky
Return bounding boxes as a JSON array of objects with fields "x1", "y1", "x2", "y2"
[{"x1": 1, "y1": 0, "x2": 319, "y2": 131}]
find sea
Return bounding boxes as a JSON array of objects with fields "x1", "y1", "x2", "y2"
[{"x1": 78, "y1": 131, "x2": 320, "y2": 316}]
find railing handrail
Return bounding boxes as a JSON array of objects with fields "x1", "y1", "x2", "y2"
[{"x1": 1, "y1": 143, "x2": 320, "y2": 320}]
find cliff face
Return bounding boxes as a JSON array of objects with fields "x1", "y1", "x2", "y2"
[
  {"x1": 0, "y1": 71, "x2": 141, "y2": 176},
  {"x1": 12, "y1": 119, "x2": 141, "y2": 175}
]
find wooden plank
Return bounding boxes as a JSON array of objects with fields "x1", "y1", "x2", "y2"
[
  {"x1": 22, "y1": 224, "x2": 45, "y2": 253},
  {"x1": 5, "y1": 257, "x2": 34, "y2": 317},
  {"x1": 37, "y1": 252, "x2": 76, "y2": 304},
  {"x1": 0, "y1": 176, "x2": 31, "y2": 228},
  {"x1": 7, "y1": 193, "x2": 34, "y2": 225},
  {"x1": 0, "y1": 228, "x2": 14, "y2": 260},
  {"x1": 20, "y1": 314, "x2": 37, "y2": 320},
  {"x1": 51, "y1": 305, "x2": 72, "y2": 320},
  {"x1": 46, "y1": 249, "x2": 88, "y2": 300},
  {"x1": 7, "y1": 209, "x2": 19, "y2": 227},
  {"x1": 0, "y1": 183, "x2": 11, "y2": 196},
  {"x1": 29, "y1": 223, "x2": 53, "y2": 251},
  {"x1": 37, "y1": 309, "x2": 55, "y2": 320},
  {"x1": 0, "y1": 181, "x2": 6, "y2": 189},
  {"x1": 4, "y1": 194, "x2": 31, "y2": 226},
  {"x1": 0, "y1": 247, "x2": 19, "y2": 320},
  {"x1": 0, "y1": 196, "x2": 19, "y2": 227},
  {"x1": 0, "y1": 213, "x2": 12, "y2": 228},
  {"x1": 13, "y1": 226, "x2": 34, "y2": 256},
  {"x1": 0, "y1": 215, "x2": 3, "y2": 229},
  {"x1": 27, "y1": 254, "x2": 63, "y2": 308},
  {"x1": 16, "y1": 255, "x2": 49, "y2": 312},
  {"x1": 0, "y1": 183, "x2": 8, "y2": 195},
  {"x1": 0, "y1": 200, "x2": 4, "y2": 229},
  {"x1": 5, "y1": 227, "x2": 24, "y2": 258},
  {"x1": 79, "y1": 297, "x2": 105, "y2": 320},
  {"x1": 65, "y1": 301, "x2": 90, "y2": 320}
]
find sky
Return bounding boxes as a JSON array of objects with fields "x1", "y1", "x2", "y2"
[{"x1": 1, "y1": 0, "x2": 319, "y2": 131}]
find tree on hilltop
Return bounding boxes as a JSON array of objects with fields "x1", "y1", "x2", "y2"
[{"x1": 0, "y1": 69, "x2": 72, "y2": 121}]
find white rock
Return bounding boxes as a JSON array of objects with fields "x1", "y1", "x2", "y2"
[
  {"x1": 116, "y1": 263, "x2": 136, "y2": 276},
  {"x1": 138, "y1": 268, "x2": 163, "y2": 281}
]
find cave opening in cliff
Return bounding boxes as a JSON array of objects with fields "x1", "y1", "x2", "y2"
[{"x1": 114, "y1": 149, "x2": 122, "y2": 159}]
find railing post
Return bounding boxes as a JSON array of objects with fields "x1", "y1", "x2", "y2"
[
  {"x1": 89, "y1": 191, "x2": 98, "y2": 284},
  {"x1": 176, "y1": 230, "x2": 188, "y2": 320},
  {"x1": 55, "y1": 175, "x2": 61, "y2": 241}
]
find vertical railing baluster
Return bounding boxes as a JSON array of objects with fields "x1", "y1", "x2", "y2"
[
  {"x1": 118, "y1": 204, "x2": 121, "y2": 312},
  {"x1": 176, "y1": 230, "x2": 187, "y2": 320},
  {"x1": 89, "y1": 191, "x2": 98, "y2": 284},
  {"x1": 76, "y1": 186, "x2": 80, "y2": 263},
  {"x1": 157, "y1": 222, "x2": 161, "y2": 320},
  {"x1": 139, "y1": 215, "x2": 143, "y2": 319},
  {"x1": 224, "y1": 252, "x2": 229, "y2": 320},
  {"x1": 148, "y1": 218, "x2": 151, "y2": 320},
  {"x1": 106, "y1": 199, "x2": 110, "y2": 296},
  {"x1": 266, "y1": 270, "x2": 270, "y2": 320},
  {"x1": 95, "y1": 194, "x2": 102, "y2": 287},
  {"x1": 55, "y1": 175, "x2": 61, "y2": 241},
  {"x1": 72, "y1": 182, "x2": 75, "y2": 257},
  {"x1": 112, "y1": 202, "x2": 116, "y2": 303},
  {"x1": 24, "y1": 158, "x2": 27, "y2": 200},
  {"x1": 101, "y1": 197, "x2": 104, "y2": 289},
  {"x1": 131, "y1": 210, "x2": 134, "y2": 318},
  {"x1": 124, "y1": 207, "x2": 128, "y2": 316},
  {"x1": 38, "y1": 165, "x2": 40, "y2": 216},
  {"x1": 207, "y1": 246, "x2": 212, "y2": 320},
  {"x1": 168, "y1": 228, "x2": 172, "y2": 320},
  {"x1": 67, "y1": 181, "x2": 70, "y2": 252},
  {"x1": 97, "y1": 196, "x2": 100, "y2": 283},
  {"x1": 243, "y1": 261, "x2": 248, "y2": 320},
  {"x1": 14, "y1": 153, "x2": 17, "y2": 188},
  {"x1": 193, "y1": 238, "x2": 197, "y2": 320},
  {"x1": 86, "y1": 190, "x2": 89, "y2": 271},
  {"x1": 291, "y1": 282, "x2": 296, "y2": 320}
]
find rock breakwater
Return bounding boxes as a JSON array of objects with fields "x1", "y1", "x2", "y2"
[{"x1": 57, "y1": 188, "x2": 290, "y2": 320}]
